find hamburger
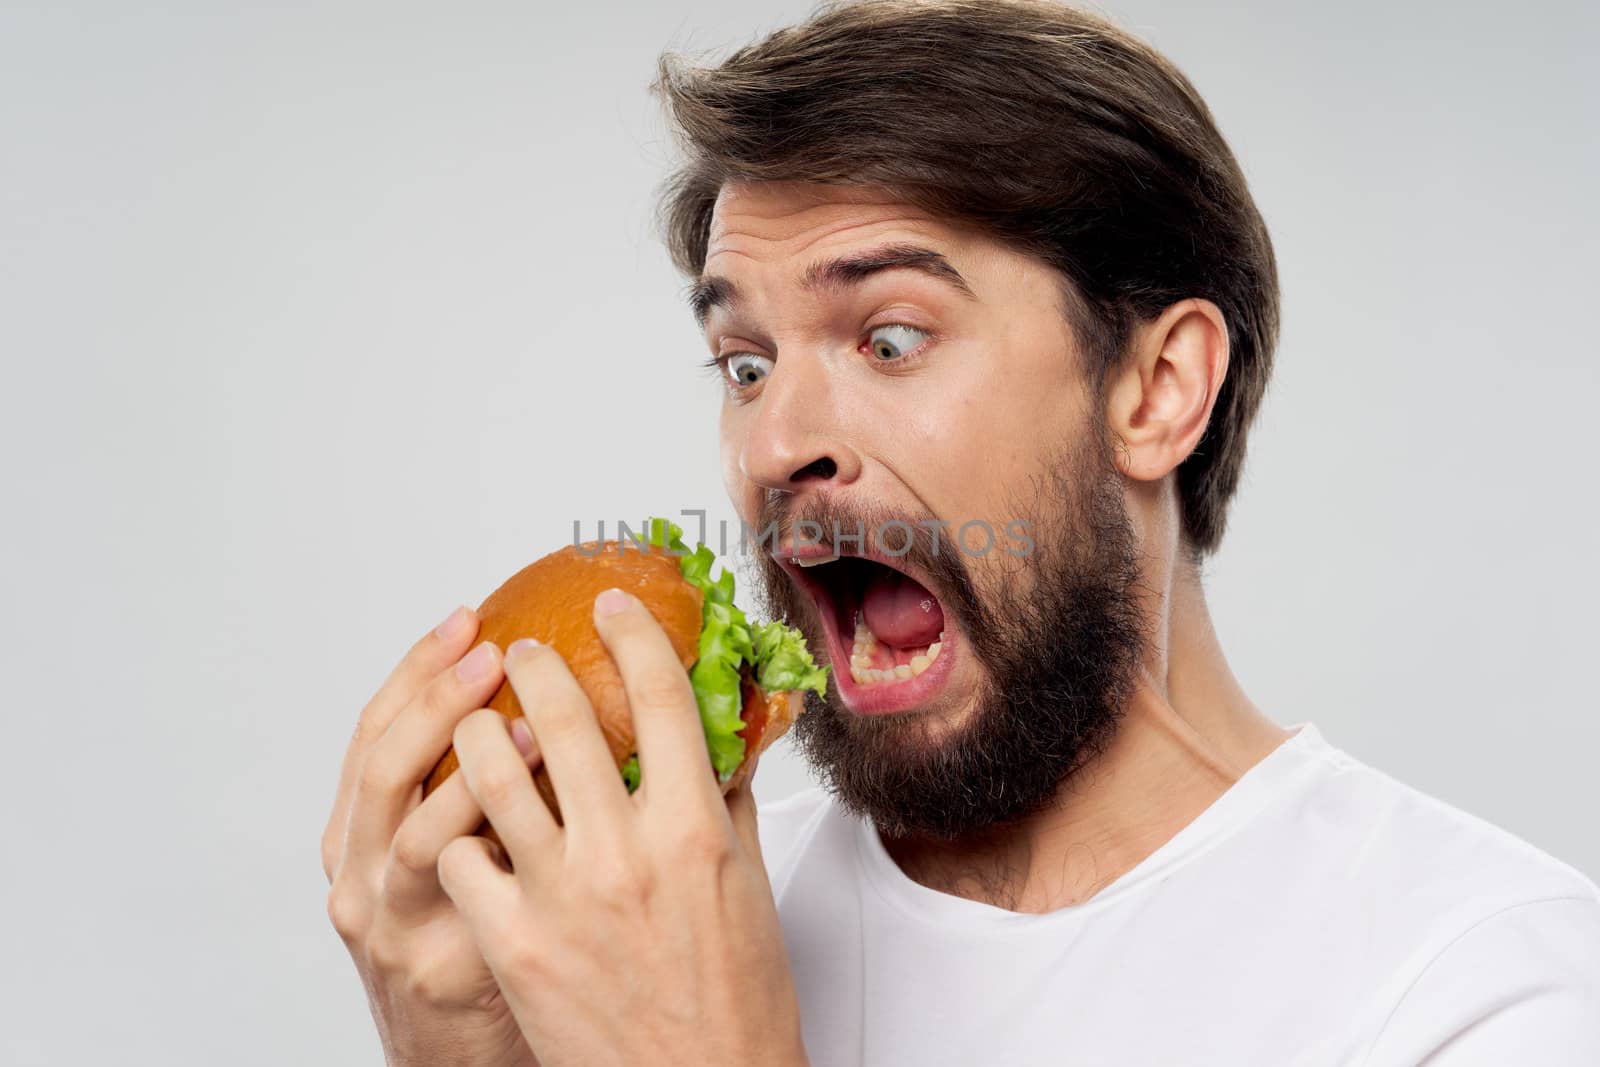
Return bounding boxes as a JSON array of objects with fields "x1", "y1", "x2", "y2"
[{"x1": 424, "y1": 518, "x2": 828, "y2": 828}]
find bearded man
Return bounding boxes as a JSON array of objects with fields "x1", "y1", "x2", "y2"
[{"x1": 324, "y1": 2, "x2": 1600, "y2": 1064}]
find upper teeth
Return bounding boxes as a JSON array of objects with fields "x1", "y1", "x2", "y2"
[{"x1": 792, "y1": 553, "x2": 840, "y2": 567}]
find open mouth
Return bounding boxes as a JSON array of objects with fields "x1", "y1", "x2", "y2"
[{"x1": 775, "y1": 545, "x2": 958, "y2": 716}]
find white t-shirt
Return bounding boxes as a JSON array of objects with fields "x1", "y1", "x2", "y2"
[{"x1": 757, "y1": 723, "x2": 1600, "y2": 1066}]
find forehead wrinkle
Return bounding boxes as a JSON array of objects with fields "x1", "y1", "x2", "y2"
[
  {"x1": 696, "y1": 215, "x2": 965, "y2": 329},
  {"x1": 709, "y1": 208, "x2": 942, "y2": 261}
]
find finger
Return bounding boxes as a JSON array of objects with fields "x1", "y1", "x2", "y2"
[
  {"x1": 453, "y1": 707, "x2": 561, "y2": 869},
  {"x1": 436, "y1": 835, "x2": 520, "y2": 945},
  {"x1": 323, "y1": 605, "x2": 480, "y2": 879},
  {"x1": 591, "y1": 587, "x2": 721, "y2": 809},
  {"x1": 502, "y1": 636, "x2": 632, "y2": 834},
  {"x1": 344, "y1": 640, "x2": 507, "y2": 870},
  {"x1": 383, "y1": 734, "x2": 543, "y2": 914}
]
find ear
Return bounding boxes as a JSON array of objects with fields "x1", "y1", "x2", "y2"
[{"x1": 1104, "y1": 298, "x2": 1229, "y2": 482}]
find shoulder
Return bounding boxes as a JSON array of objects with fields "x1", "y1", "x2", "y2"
[
  {"x1": 755, "y1": 785, "x2": 837, "y2": 897},
  {"x1": 1357, "y1": 894, "x2": 1600, "y2": 1064},
  {"x1": 1288, "y1": 731, "x2": 1600, "y2": 1059},
  {"x1": 1288, "y1": 728, "x2": 1598, "y2": 914}
]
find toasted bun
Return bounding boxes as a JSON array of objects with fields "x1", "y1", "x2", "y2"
[{"x1": 423, "y1": 540, "x2": 702, "y2": 825}]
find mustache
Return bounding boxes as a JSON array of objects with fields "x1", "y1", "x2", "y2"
[
  {"x1": 756, "y1": 489, "x2": 942, "y2": 564},
  {"x1": 756, "y1": 489, "x2": 946, "y2": 573}
]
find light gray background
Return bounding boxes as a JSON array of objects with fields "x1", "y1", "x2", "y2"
[{"x1": 2, "y1": 1, "x2": 1595, "y2": 1063}]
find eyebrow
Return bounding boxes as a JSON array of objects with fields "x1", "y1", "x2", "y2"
[{"x1": 687, "y1": 242, "x2": 977, "y2": 328}]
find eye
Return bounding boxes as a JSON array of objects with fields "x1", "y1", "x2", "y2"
[
  {"x1": 724, "y1": 352, "x2": 773, "y2": 389},
  {"x1": 866, "y1": 323, "x2": 930, "y2": 362}
]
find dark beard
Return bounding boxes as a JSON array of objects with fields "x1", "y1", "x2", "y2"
[{"x1": 749, "y1": 435, "x2": 1149, "y2": 842}]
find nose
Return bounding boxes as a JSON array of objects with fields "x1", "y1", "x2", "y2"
[{"x1": 737, "y1": 353, "x2": 863, "y2": 495}]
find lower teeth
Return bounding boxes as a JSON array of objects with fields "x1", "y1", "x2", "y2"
[{"x1": 848, "y1": 612, "x2": 945, "y2": 686}]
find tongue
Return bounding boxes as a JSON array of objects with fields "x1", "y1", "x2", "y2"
[{"x1": 860, "y1": 567, "x2": 945, "y2": 648}]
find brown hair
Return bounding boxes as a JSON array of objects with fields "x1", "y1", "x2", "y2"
[{"x1": 652, "y1": 0, "x2": 1279, "y2": 559}]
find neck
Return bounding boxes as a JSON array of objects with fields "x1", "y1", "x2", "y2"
[{"x1": 881, "y1": 556, "x2": 1291, "y2": 913}]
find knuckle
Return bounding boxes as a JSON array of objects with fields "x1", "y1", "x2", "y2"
[
  {"x1": 365, "y1": 927, "x2": 408, "y2": 977},
  {"x1": 592, "y1": 855, "x2": 652, "y2": 907},
  {"x1": 473, "y1": 766, "x2": 529, "y2": 812},
  {"x1": 387, "y1": 824, "x2": 435, "y2": 877},
  {"x1": 325, "y1": 882, "x2": 371, "y2": 941},
  {"x1": 405, "y1": 958, "x2": 464, "y2": 1009},
  {"x1": 411, "y1": 680, "x2": 447, "y2": 719},
  {"x1": 412, "y1": 687, "x2": 461, "y2": 732},
  {"x1": 358, "y1": 754, "x2": 404, "y2": 799},
  {"x1": 427, "y1": 665, "x2": 482, "y2": 711},
  {"x1": 670, "y1": 822, "x2": 734, "y2": 866},
  {"x1": 535, "y1": 700, "x2": 590, "y2": 747},
  {"x1": 633, "y1": 668, "x2": 691, "y2": 709},
  {"x1": 506, "y1": 939, "x2": 547, "y2": 983},
  {"x1": 436, "y1": 836, "x2": 480, "y2": 887}
]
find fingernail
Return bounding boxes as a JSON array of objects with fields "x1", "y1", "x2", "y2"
[
  {"x1": 595, "y1": 587, "x2": 632, "y2": 618},
  {"x1": 434, "y1": 605, "x2": 471, "y2": 641},
  {"x1": 510, "y1": 718, "x2": 538, "y2": 761},
  {"x1": 507, "y1": 636, "x2": 542, "y2": 659},
  {"x1": 454, "y1": 641, "x2": 496, "y2": 683}
]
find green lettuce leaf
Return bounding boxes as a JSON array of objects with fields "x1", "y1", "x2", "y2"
[
  {"x1": 640, "y1": 517, "x2": 829, "y2": 784},
  {"x1": 751, "y1": 620, "x2": 830, "y2": 697}
]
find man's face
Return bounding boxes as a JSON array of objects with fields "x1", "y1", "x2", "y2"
[{"x1": 700, "y1": 180, "x2": 1147, "y2": 839}]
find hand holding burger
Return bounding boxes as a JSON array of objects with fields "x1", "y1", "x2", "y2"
[{"x1": 431, "y1": 519, "x2": 821, "y2": 1065}]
